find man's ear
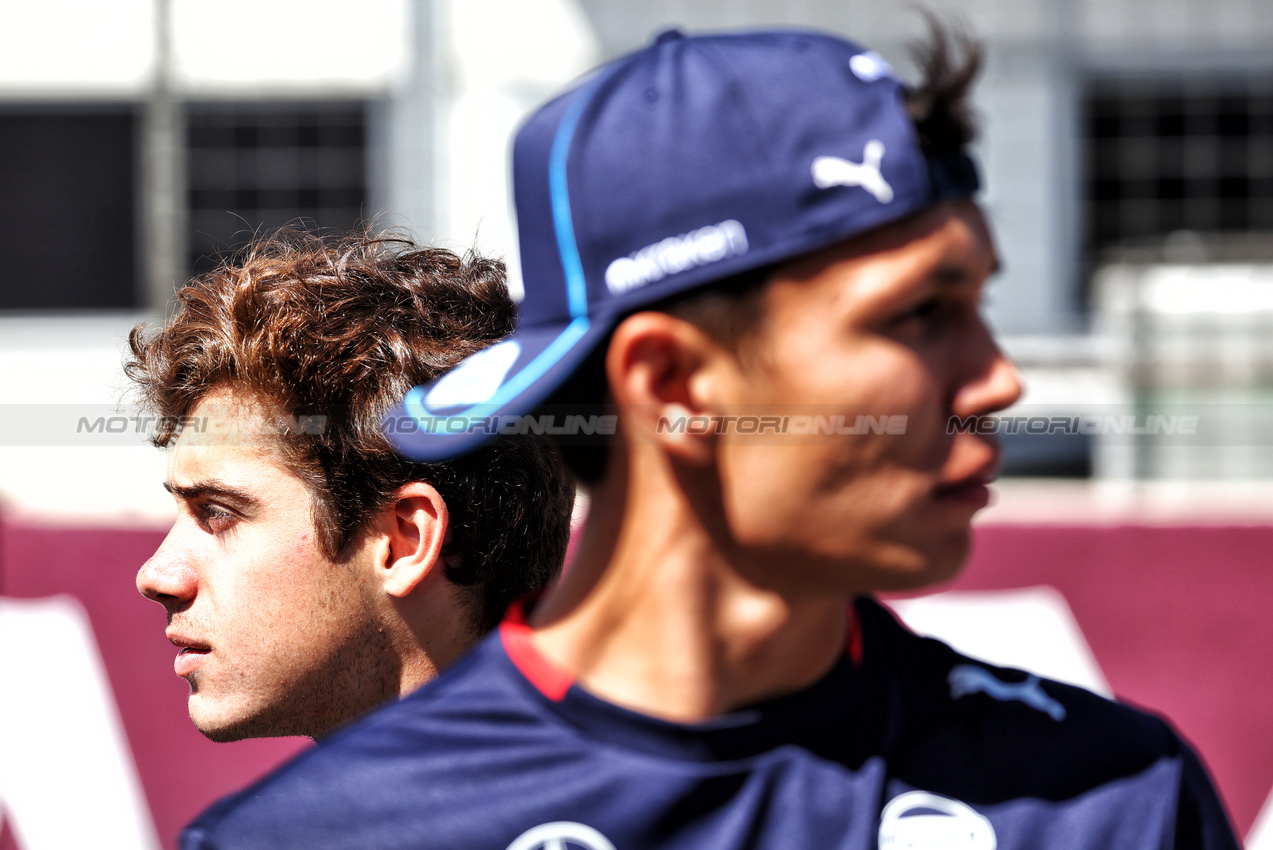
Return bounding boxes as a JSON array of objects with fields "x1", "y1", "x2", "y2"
[
  {"x1": 605, "y1": 311, "x2": 738, "y2": 463},
  {"x1": 375, "y1": 482, "x2": 449, "y2": 598}
]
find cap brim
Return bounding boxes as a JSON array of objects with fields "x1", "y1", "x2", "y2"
[{"x1": 384, "y1": 315, "x2": 609, "y2": 461}]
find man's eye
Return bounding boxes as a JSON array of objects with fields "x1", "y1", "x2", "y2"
[
  {"x1": 905, "y1": 298, "x2": 940, "y2": 320},
  {"x1": 197, "y1": 503, "x2": 236, "y2": 532},
  {"x1": 895, "y1": 297, "x2": 943, "y2": 326}
]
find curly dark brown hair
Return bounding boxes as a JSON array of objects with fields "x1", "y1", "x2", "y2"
[{"x1": 127, "y1": 230, "x2": 574, "y2": 633}]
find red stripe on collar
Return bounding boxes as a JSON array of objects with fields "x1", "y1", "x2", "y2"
[
  {"x1": 502, "y1": 599, "x2": 862, "y2": 699},
  {"x1": 847, "y1": 605, "x2": 864, "y2": 667},
  {"x1": 499, "y1": 600, "x2": 574, "y2": 702}
]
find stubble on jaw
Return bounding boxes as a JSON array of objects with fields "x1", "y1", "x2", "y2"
[{"x1": 190, "y1": 582, "x2": 402, "y2": 742}]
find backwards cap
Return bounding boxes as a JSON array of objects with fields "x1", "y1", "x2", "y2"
[{"x1": 387, "y1": 28, "x2": 979, "y2": 460}]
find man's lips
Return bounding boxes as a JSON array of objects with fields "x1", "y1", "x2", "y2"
[
  {"x1": 932, "y1": 478, "x2": 992, "y2": 507},
  {"x1": 932, "y1": 461, "x2": 999, "y2": 507},
  {"x1": 168, "y1": 633, "x2": 211, "y2": 678}
]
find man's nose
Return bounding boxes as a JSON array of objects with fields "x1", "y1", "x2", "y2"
[
  {"x1": 952, "y1": 349, "x2": 1022, "y2": 419},
  {"x1": 951, "y1": 319, "x2": 1024, "y2": 420},
  {"x1": 136, "y1": 540, "x2": 198, "y2": 611}
]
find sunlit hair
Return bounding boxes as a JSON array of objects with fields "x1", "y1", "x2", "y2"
[
  {"x1": 553, "y1": 16, "x2": 984, "y2": 485},
  {"x1": 127, "y1": 230, "x2": 574, "y2": 632}
]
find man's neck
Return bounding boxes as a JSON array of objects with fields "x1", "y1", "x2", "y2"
[{"x1": 529, "y1": 448, "x2": 849, "y2": 723}]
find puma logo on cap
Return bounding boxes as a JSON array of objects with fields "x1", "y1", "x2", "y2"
[{"x1": 812, "y1": 140, "x2": 894, "y2": 203}]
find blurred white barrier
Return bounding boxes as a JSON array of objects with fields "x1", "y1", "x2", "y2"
[
  {"x1": 1249, "y1": 788, "x2": 1273, "y2": 850},
  {"x1": 0, "y1": 597, "x2": 159, "y2": 850}
]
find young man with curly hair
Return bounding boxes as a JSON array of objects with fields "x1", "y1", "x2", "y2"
[
  {"x1": 178, "y1": 25, "x2": 1239, "y2": 850},
  {"x1": 130, "y1": 233, "x2": 574, "y2": 743}
]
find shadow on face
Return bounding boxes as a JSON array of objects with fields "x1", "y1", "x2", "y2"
[{"x1": 705, "y1": 202, "x2": 1022, "y2": 595}]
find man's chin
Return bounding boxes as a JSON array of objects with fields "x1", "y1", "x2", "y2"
[
  {"x1": 858, "y1": 529, "x2": 971, "y2": 595},
  {"x1": 189, "y1": 704, "x2": 256, "y2": 742},
  {"x1": 189, "y1": 696, "x2": 288, "y2": 742},
  {"x1": 904, "y1": 532, "x2": 971, "y2": 591},
  {"x1": 195, "y1": 722, "x2": 252, "y2": 743}
]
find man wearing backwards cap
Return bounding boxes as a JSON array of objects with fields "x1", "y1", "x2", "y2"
[{"x1": 181, "y1": 25, "x2": 1239, "y2": 850}]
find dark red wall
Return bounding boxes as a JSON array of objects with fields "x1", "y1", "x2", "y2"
[
  {"x1": 2, "y1": 514, "x2": 1269, "y2": 843},
  {"x1": 930, "y1": 524, "x2": 1273, "y2": 835},
  {"x1": 0, "y1": 515, "x2": 306, "y2": 848}
]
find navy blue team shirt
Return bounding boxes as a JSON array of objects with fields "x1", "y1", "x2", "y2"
[{"x1": 183, "y1": 598, "x2": 1239, "y2": 849}]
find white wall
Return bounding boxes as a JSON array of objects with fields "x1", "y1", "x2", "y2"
[
  {"x1": 0, "y1": 0, "x2": 410, "y2": 99},
  {"x1": 0, "y1": 316, "x2": 173, "y2": 526}
]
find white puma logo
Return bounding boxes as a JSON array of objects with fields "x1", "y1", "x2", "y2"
[
  {"x1": 948, "y1": 664, "x2": 1067, "y2": 721},
  {"x1": 811, "y1": 140, "x2": 894, "y2": 203}
]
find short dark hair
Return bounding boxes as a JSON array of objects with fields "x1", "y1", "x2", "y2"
[
  {"x1": 903, "y1": 11, "x2": 982, "y2": 155},
  {"x1": 552, "y1": 18, "x2": 983, "y2": 485},
  {"x1": 127, "y1": 231, "x2": 575, "y2": 633}
]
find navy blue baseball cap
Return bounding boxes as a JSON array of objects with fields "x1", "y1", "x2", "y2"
[{"x1": 386, "y1": 28, "x2": 980, "y2": 461}]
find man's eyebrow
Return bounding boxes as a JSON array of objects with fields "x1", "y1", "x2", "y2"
[{"x1": 164, "y1": 480, "x2": 260, "y2": 510}]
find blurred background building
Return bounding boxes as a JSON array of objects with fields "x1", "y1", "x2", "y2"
[
  {"x1": 6, "y1": 0, "x2": 1273, "y2": 507},
  {"x1": 1, "y1": 2, "x2": 1271, "y2": 848}
]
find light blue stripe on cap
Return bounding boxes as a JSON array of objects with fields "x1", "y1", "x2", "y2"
[
  {"x1": 550, "y1": 72, "x2": 606, "y2": 320},
  {"x1": 402, "y1": 70, "x2": 614, "y2": 434}
]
